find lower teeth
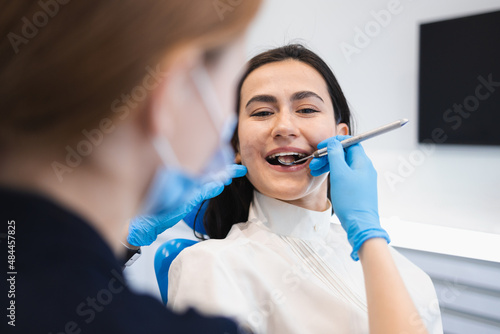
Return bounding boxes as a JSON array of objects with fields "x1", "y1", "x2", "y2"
[{"x1": 278, "y1": 156, "x2": 295, "y2": 164}]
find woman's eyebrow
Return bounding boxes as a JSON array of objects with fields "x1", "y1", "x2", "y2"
[
  {"x1": 245, "y1": 94, "x2": 278, "y2": 108},
  {"x1": 245, "y1": 91, "x2": 323, "y2": 108},
  {"x1": 291, "y1": 91, "x2": 324, "y2": 103}
]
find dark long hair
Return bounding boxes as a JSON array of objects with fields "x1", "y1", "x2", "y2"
[{"x1": 198, "y1": 44, "x2": 352, "y2": 239}]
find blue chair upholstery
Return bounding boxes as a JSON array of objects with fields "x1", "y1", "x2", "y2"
[
  {"x1": 154, "y1": 201, "x2": 207, "y2": 304},
  {"x1": 154, "y1": 238, "x2": 198, "y2": 304}
]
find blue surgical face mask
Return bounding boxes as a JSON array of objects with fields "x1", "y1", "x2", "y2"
[{"x1": 139, "y1": 65, "x2": 236, "y2": 216}]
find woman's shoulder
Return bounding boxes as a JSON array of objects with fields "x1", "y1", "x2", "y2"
[
  {"x1": 175, "y1": 221, "x2": 270, "y2": 261},
  {"x1": 178, "y1": 235, "x2": 244, "y2": 259},
  {"x1": 173, "y1": 219, "x2": 298, "y2": 279}
]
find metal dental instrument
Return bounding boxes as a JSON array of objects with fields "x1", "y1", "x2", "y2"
[{"x1": 277, "y1": 118, "x2": 409, "y2": 166}]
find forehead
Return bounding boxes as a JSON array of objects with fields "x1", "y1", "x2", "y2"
[{"x1": 240, "y1": 60, "x2": 331, "y2": 104}]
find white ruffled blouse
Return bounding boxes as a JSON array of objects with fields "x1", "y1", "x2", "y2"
[{"x1": 168, "y1": 191, "x2": 443, "y2": 334}]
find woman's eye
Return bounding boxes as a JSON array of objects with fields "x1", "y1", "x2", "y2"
[
  {"x1": 251, "y1": 111, "x2": 274, "y2": 117},
  {"x1": 297, "y1": 108, "x2": 320, "y2": 114}
]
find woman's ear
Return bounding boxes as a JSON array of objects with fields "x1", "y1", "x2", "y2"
[
  {"x1": 232, "y1": 131, "x2": 242, "y2": 163},
  {"x1": 234, "y1": 151, "x2": 242, "y2": 164},
  {"x1": 336, "y1": 122, "x2": 349, "y2": 136}
]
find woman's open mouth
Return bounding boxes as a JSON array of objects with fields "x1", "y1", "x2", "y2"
[{"x1": 265, "y1": 152, "x2": 309, "y2": 166}]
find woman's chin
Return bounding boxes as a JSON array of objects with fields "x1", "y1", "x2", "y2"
[
  {"x1": 250, "y1": 174, "x2": 328, "y2": 202},
  {"x1": 256, "y1": 184, "x2": 319, "y2": 203},
  {"x1": 248, "y1": 170, "x2": 329, "y2": 204}
]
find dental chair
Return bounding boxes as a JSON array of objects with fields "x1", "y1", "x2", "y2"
[{"x1": 154, "y1": 202, "x2": 207, "y2": 304}]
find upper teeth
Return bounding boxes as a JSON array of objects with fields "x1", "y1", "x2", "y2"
[{"x1": 267, "y1": 152, "x2": 307, "y2": 159}]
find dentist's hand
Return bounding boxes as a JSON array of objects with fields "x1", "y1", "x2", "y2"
[
  {"x1": 127, "y1": 164, "x2": 247, "y2": 246},
  {"x1": 309, "y1": 135, "x2": 390, "y2": 261}
]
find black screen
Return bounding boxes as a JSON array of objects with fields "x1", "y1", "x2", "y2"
[{"x1": 418, "y1": 10, "x2": 500, "y2": 146}]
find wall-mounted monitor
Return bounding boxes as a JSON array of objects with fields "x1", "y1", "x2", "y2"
[{"x1": 418, "y1": 10, "x2": 500, "y2": 146}]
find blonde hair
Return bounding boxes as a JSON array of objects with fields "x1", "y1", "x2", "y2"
[{"x1": 0, "y1": 0, "x2": 261, "y2": 146}]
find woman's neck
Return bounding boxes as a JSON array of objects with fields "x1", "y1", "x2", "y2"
[{"x1": 280, "y1": 181, "x2": 330, "y2": 212}]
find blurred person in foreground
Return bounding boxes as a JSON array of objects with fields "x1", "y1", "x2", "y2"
[{"x1": 0, "y1": 1, "x2": 261, "y2": 333}]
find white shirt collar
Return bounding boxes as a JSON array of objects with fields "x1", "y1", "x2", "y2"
[{"x1": 248, "y1": 191, "x2": 332, "y2": 241}]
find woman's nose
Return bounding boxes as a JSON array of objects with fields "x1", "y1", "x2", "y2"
[{"x1": 271, "y1": 111, "x2": 299, "y2": 139}]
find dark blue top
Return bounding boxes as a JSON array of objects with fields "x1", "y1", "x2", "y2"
[{"x1": 0, "y1": 187, "x2": 241, "y2": 334}]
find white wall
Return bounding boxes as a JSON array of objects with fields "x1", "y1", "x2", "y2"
[
  {"x1": 126, "y1": 0, "x2": 500, "y2": 299},
  {"x1": 245, "y1": 0, "x2": 500, "y2": 234}
]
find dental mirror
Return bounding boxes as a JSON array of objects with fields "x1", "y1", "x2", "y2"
[{"x1": 277, "y1": 118, "x2": 409, "y2": 166}]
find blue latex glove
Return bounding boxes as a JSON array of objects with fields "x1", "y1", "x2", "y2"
[
  {"x1": 128, "y1": 164, "x2": 247, "y2": 246},
  {"x1": 309, "y1": 135, "x2": 390, "y2": 261}
]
